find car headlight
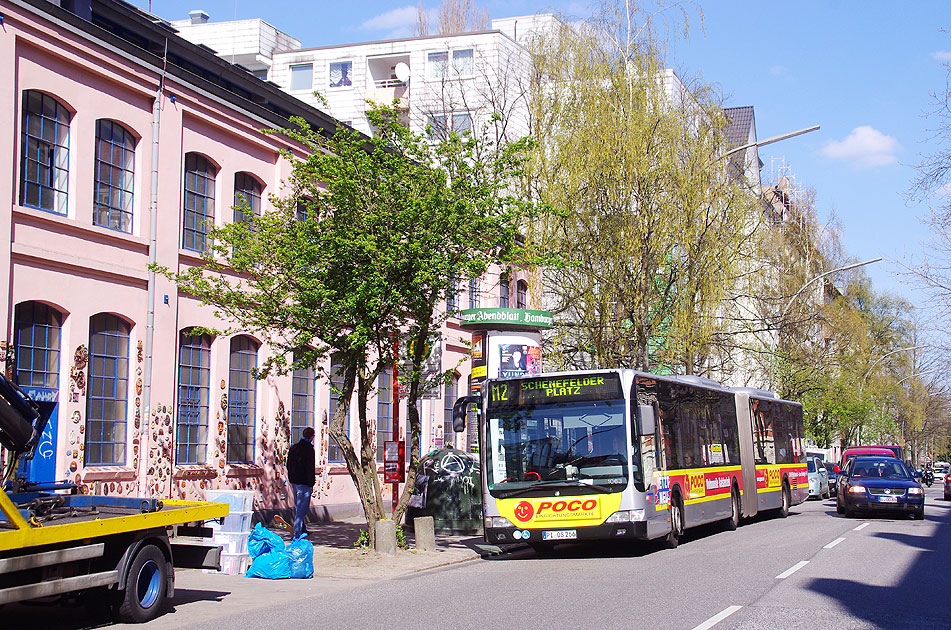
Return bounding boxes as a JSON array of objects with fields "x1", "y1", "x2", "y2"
[
  {"x1": 605, "y1": 509, "x2": 645, "y2": 523},
  {"x1": 488, "y1": 516, "x2": 514, "y2": 528},
  {"x1": 848, "y1": 485, "x2": 866, "y2": 494},
  {"x1": 908, "y1": 487, "x2": 923, "y2": 495}
]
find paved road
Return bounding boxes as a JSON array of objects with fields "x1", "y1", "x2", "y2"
[{"x1": 7, "y1": 487, "x2": 950, "y2": 629}]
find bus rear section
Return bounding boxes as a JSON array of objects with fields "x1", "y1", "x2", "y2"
[{"x1": 456, "y1": 370, "x2": 809, "y2": 550}]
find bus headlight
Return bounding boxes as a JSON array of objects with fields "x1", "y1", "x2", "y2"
[
  {"x1": 488, "y1": 516, "x2": 515, "y2": 528},
  {"x1": 605, "y1": 509, "x2": 644, "y2": 523}
]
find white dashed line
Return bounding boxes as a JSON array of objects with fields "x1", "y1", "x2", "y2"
[
  {"x1": 775, "y1": 560, "x2": 809, "y2": 579},
  {"x1": 824, "y1": 537, "x2": 846, "y2": 549},
  {"x1": 692, "y1": 605, "x2": 743, "y2": 630},
  {"x1": 853, "y1": 522, "x2": 869, "y2": 531}
]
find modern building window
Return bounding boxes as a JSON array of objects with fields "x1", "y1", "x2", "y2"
[
  {"x1": 443, "y1": 374, "x2": 458, "y2": 449},
  {"x1": 234, "y1": 172, "x2": 262, "y2": 224},
  {"x1": 499, "y1": 274, "x2": 510, "y2": 308},
  {"x1": 329, "y1": 60, "x2": 353, "y2": 87},
  {"x1": 426, "y1": 112, "x2": 472, "y2": 138},
  {"x1": 291, "y1": 358, "x2": 315, "y2": 444},
  {"x1": 14, "y1": 302, "x2": 62, "y2": 390},
  {"x1": 376, "y1": 368, "x2": 392, "y2": 462},
  {"x1": 85, "y1": 314, "x2": 130, "y2": 466},
  {"x1": 227, "y1": 336, "x2": 258, "y2": 464},
  {"x1": 328, "y1": 357, "x2": 349, "y2": 463},
  {"x1": 20, "y1": 90, "x2": 70, "y2": 214},
  {"x1": 183, "y1": 153, "x2": 217, "y2": 252},
  {"x1": 94, "y1": 119, "x2": 136, "y2": 233},
  {"x1": 427, "y1": 48, "x2": 474, "y2": 80},
  {"x1": 176, "y1": 332, "x2": 210, "y2": 464},
  {"x1": 516, "y1": 280, "x2": 528, "y2": 309},
  {"x1": 290, "y1": 63, "x2": 314, "y2": 91},
  {"x1": 468, "y1": 278, "x2": 480, "y2": 309}
]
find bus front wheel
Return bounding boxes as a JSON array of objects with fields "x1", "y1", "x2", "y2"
[{"x1": 665, "y1": 495, "x2": 684, "y2": 548}]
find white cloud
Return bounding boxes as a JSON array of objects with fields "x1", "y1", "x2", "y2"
[
  {"x1": 820, "y1": 126, "x2": 901, "y2": 169},
  {"x1": 768, "y1": 65, "x2": 788, "y2": 77},
  {"x1": 937, "y1": 181, "x2": 951, "y2": 197},
  {"x1": 360, "y1": 6, "x2": 420, "y2": 38},
  {"x1": 931, "y1": 50, "x2": 951, "y2": 62}
]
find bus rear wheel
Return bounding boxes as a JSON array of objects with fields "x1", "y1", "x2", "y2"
[
  {"x1": 722, "y1": 488, "x2": 740, "y2": 531},
  {"x1": 665, "y1": 495, "x2": 684, "y2": 548}
]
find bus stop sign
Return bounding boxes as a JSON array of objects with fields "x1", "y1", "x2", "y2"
[{"x1": 384, "y1": 440, "x2": 405, "y2": 483}]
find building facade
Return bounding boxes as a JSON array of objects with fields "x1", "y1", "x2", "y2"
[{"x1": 1, "y1": 0, "x2": 538, "y2": 519}]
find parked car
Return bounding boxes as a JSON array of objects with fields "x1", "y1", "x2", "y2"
[
  {"x1": 944, "y1": 473, "x2": 951, "y2": 501},
  {"x1": 933, "y1": 463, "x2": 949, "y2": 483},
  {"x1": 824, "y1": 461, "x2": 839, "y2": 493},
  {"x1": 836, "y1": 456, "x2": 925, "y2": 519},
  {"x1": 865, "y1": 444, "x2": 905, "y2": 462},
  {"x1": 807, "y1": 456, "x2": 831, "y2": 499}
]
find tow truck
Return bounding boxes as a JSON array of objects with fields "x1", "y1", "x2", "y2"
[{"x1": 0, "y1": 373, "x2": 227, "y2": 622}]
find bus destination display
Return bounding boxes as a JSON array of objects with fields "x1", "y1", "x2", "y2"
[{"x1": 487, "y1": 374, "x2": 622, "y2": 408}]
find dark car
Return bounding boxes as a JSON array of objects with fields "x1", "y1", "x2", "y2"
[
  {"x1": 944, "y1": 474, "x2": 951, "y2": 501},
  {"x1": 824, "y1": 461, "x2": 839, "y2": 493},
  {"x1": 836, "y1": 456, "x2": 925, "y2": 519}
]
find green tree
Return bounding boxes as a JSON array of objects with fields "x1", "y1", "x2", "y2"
[
  {"x1": 524, "y1": 1, "x2": 753, "y2": 373},
  {"x1": 157, "y1": 104, "x2": 533, "y2": 545}
]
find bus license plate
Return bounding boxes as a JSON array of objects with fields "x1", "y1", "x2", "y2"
[
  {"x1": 878, "y1": 496, "x2": 898, "y2": 503},
  {"x1": 542, "y1": 530, "x2": 577, "y2": 541}
]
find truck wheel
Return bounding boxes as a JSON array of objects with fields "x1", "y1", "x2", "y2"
[
  {"x1": 665, "y1": 494, "x2": 684, "y2": 548},
  {"x1": 115, "y1": 544, "x2": 168, "y2": 623}
]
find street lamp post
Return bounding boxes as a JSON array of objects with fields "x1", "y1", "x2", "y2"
[
  {"x1": 718, "y1": 125, "x2": 821, "y2": 161},
  {"x1": 862, "y1": 345, "x2": 929, "y2": 384},
  {"x1": 779, "y1": 258, "x2": 883, "y2": 321}
]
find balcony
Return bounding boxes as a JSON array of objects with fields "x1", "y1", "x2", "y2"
[{"x1": 365, "y1": 79, "x2": 409, "y2": 110}]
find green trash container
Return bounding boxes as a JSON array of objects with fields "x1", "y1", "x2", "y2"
[{"x1": 406, "y1": 446, "x2": 482, "y2": 535}]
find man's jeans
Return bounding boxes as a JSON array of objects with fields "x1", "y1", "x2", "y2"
[{"x1": 291, "y1": 483, "x2": 312, "y2": 537}]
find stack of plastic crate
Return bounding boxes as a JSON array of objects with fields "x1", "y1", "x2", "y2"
[{"x1": 204, "y1": 489, "x2": 255, "y2": 574}]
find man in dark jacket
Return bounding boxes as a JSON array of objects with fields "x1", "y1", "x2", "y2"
[{"x1": 286, "y1": 427, "x2": 316, "y2": 537}]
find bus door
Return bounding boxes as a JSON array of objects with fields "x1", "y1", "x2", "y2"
[{"x1": 733, "y1": 392, "x2": 759, "y2": 518}]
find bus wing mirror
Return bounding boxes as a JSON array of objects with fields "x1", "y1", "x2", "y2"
[
  {"x1": 637, "y1": 405, "x2": 655, "y2": 437},
  {"x1": 452, "y1": 395, "x2": 480, "y2": 432}
]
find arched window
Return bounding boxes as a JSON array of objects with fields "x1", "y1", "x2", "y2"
[
  {"x1": 328, "y1": 357, "x2": 350, "y2": 462},
  {"x1": 376, "y1": 368, "x2": 392, "y2": 462},
  {"x1": 177, "y1": 332, "x2": 211, "y2": 464},
  {"x1": 516, "y1": 280, "x2": 528, "y2": 309},
  {"x1": 291, "y1": 355, "x2": 315, "y2": 443},
  {"x1": 468, "y1": 278, "x2": 480, "y2": 309},
  {"x1": 20, "y1": 91, "x2": 70, "y2": 214},
  {"x1": 14, "y1": 302, "x2": 62, "y2": 390},
  {"x1": 227, "y1": 336, "x2": 258, "y2": 464},
  {"x1": 183, "y1": 153, "x2": 217, "y2": 252},
  {"x1": 86, "y1": 314, "x2": 130, "y2": 465},
  {"x1": 234, "y1": 172, "x2": 262, "y2": 224},
  {"x1": 94, "y1": 120, "x2": 136, "y2": 232},
  {"x1": 499, "y1": 273, "x2": 510, "y2": 308}
]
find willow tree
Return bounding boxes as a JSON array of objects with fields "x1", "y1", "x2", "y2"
[
  {"x1": 525, "y1": 2, "x2": 754, "y2": 373},
  {"x1": 157, "y1": 105, "x2": 532, "y2": 546}
]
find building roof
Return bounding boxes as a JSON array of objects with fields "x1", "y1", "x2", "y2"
[{"x1": 723, "y1": 106, "x2": 755, "y2": 148}]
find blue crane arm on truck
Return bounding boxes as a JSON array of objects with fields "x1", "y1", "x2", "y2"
[{"x1": 0, "y1": 372, "x2": 228, "y2": 623}]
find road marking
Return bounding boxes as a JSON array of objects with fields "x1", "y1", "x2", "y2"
[
  {"x1": 692, "y1": 605, "x2": 743, "y2": 630},
  {"x1": 775, "y1": 560, "x2": 809, "y2": 579},
  {"x1": 824, "y1": 537, "x2": 846, "y2": 549},
  {"x1": 853, "y1": 523, "x2": 869, "y2": 531}
]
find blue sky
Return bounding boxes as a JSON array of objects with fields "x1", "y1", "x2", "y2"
[{"x1": 137, "y1": 0, "x2": 951, "y2": 307}]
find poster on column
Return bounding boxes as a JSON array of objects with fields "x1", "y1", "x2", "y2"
[{"x1": 499, "y1": 343, "x2": 541, "y2": 379}]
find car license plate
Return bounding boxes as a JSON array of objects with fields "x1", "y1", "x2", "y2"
[
  {"x1": 542, "y1": 530, "x2": 577, "y2": 541},
  {"x1": 878, "y1": 496, "x2": 898, "y2": 503}
]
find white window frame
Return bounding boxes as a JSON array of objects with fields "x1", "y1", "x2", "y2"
[
  {"x1": 289, "y1": 63, "x2": 314, "y2": 92},
  {"x1": 328, "y1": 60, "x2": 354, "y2": 89},
  {"x1": 426, "y1": 48, "x2": 475, "y2": 81}
]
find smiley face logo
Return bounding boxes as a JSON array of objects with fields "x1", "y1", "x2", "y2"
[{"x1": 513, "y1": 500, "x2": 534, "y2": 523}]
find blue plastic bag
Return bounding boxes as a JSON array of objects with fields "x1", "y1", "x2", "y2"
[
  {"x1": 287, "y1": 535, "x2": 314, "y2": 579},
  {"x1": 245, "y1": 549, "x2": 291, "y2": 579},
  {"x1": 247, "y1": 522, "x2": 284, "y2": 558}
]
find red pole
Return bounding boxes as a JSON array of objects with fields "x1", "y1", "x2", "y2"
[{"x1": 392, "y1": 341, "x2": 399, "y2": 514}]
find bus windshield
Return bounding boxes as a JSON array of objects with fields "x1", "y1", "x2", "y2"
[{"x1": 485, "y1": 398, "x2": 630, "y2": 497}]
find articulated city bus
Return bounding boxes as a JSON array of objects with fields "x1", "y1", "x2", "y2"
[{"x1": 452, "y1": 370, "x2": 808, "y2": 550}]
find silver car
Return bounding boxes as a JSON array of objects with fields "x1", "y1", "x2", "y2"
[{"x1": 807, "y1": 456, "x2": 831, "y2": 499}]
